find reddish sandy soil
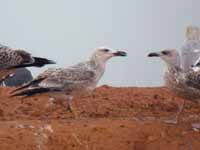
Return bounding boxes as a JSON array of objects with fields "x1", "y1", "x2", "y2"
[{"x1": 0, "y1": 86, "x2": 200, "y2": 150}]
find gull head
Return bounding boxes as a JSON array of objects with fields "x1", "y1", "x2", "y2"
[
  {"x1": 148, "y1": 49, "x2": 180, "y2": 68},
  {"x1": 91, "y1": 47, "x2": 127, "y2": 63}
]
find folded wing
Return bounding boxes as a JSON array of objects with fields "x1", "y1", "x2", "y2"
[{"x1": 11, "y1": 65, "x2": 96, "y2": 97}]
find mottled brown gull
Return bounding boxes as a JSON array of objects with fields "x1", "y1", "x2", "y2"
[
  {"x1": 148, "y1": 49, "x2": 200, "y2": 123},
  {"x1": 0, "y1": 44, "x2": 56, "y2": 83},
  {"x1": 11, "y1": 47, "x2": 127, "y2": 112}
]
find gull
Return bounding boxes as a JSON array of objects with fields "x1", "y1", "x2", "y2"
[
  {"x1": 1, "y1": 68, "x2": 33, "y2": 87},
  {"x1": 148, "y1": 49, "x2": 200, "y2": 123},
  {"x1": 11, "y1": 47, "x2": 127, "y2": 112},
  {"x1": 181, "y1": 25, "x2": 200, "y2": 72},
  {"x1": 0, "y1": 44, "x2": 56, "y2": 83}
]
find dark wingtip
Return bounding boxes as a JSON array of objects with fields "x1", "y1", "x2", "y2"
[
  {"x1": 10, "y1": 87, "x2": 53, "y2": 97},
  {"x1": 47, "y1": 59, "x2": 56, "y2": 64},
  {"x1": 9, "y1": 93, "x2": 23, "y2": 97},
  {"x1": 33, "y1": 57, "x2": 56, "y2": 67},
  {"x1": 10, "y1": 77, "x2": 47, "y2": 94},
  {"x1": 10, "y1": 57, "x2": 56, "y2": 69}
]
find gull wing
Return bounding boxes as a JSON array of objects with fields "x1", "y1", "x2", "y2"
[
  {"x1": 38, "y1": 67, "x2": 96, "y2": 89},
  {"x1": 185, "y1": 71, "x2": 200, "y2": 90},
  {"x1": 0, "y1": 45, "x2": 33, "y2": 69},
  {"x1": 11, "y1": 64, "x2": 96, "y2": 97}
]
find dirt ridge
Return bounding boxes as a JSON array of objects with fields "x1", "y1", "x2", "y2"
[{"x1": 0, "y1": 86, "x2": 199, "y2": 150}]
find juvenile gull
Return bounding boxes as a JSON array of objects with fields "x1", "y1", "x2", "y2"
[
  {"x1": 11, "y1": 47, "x2": 127, "y2": 112},
  {"x1": 0, "y1": 44, "x2": 56, "y2": 83},
  {"x1": 148, "y1": 49, "x2": 200, "y2": 123}
]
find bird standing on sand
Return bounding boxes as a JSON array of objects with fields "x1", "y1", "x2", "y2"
[
  {"x1": 148, "y1": 26, "x2": 200, "y2": 124},
  {"x1": 0, "y1": 44, "x2": 56, "y2": 83},
  {"x1": 148, "y1": 49, "x2": 200, "y2": 123},
  {"x1": 11, "y1": 47, "x2": 127, "y2": 112}
]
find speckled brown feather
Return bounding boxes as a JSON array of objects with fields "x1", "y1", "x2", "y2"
[
  {"x1": 0, "y1": 44, "x2": 55, "y2": 82},
  {"x1": 165, "y1": 67, "x2": 200, "y2": 102}
]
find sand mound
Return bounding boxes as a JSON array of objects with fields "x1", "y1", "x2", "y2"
[{"x1": 0, "y1": 86, "x2": 199, "y2": 150}]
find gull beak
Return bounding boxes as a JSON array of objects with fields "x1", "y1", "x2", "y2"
[
  {"x1": 147, "y1": 52, "x2": 160, "y2": 57},
  {"x1": 113, "y1": 51, "x2": 127, "y2": 57}
]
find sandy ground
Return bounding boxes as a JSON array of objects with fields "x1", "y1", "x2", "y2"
[{"x1": 0, "y1": 86, "x2": 199, "y2": 150}]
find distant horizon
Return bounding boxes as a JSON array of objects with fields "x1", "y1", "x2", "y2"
[{"x1": 0, "y1": 0, "x2": 199, "y2": 86}]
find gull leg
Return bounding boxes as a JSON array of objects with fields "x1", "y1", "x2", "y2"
[
  {"x1": 47, "y1": 96, "x2": 56, "y2": 111},
  {"x1": 67, "y1": 95, "x2": 78, "y2": 118},
  {"x1": 174, "y1": 99, "x2": 185, "y2": 122},
  {"x1": 164, "y1": 99, "x2": 185, "y2": 124},
  {"x1": 49, "y1": 96, "x2": 56, "y2": 106},
  {"x1": 67, "y1": 95, "x2": 74, "y2": 112}
]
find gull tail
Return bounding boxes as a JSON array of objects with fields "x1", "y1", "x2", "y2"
[
  {"x1": 12, "y1": 57, "x2": 56, "y2": 69},
  {"x1": 186, "y1": 25, "x2": 200, "y2": 40}
]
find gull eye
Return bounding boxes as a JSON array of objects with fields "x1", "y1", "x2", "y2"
[
  {"x1": 103, "y1": 49, "x2": 110, "y2": 52},
  {"x1": 161, "y1": 50, "x2": 170, "y2": 55}
]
